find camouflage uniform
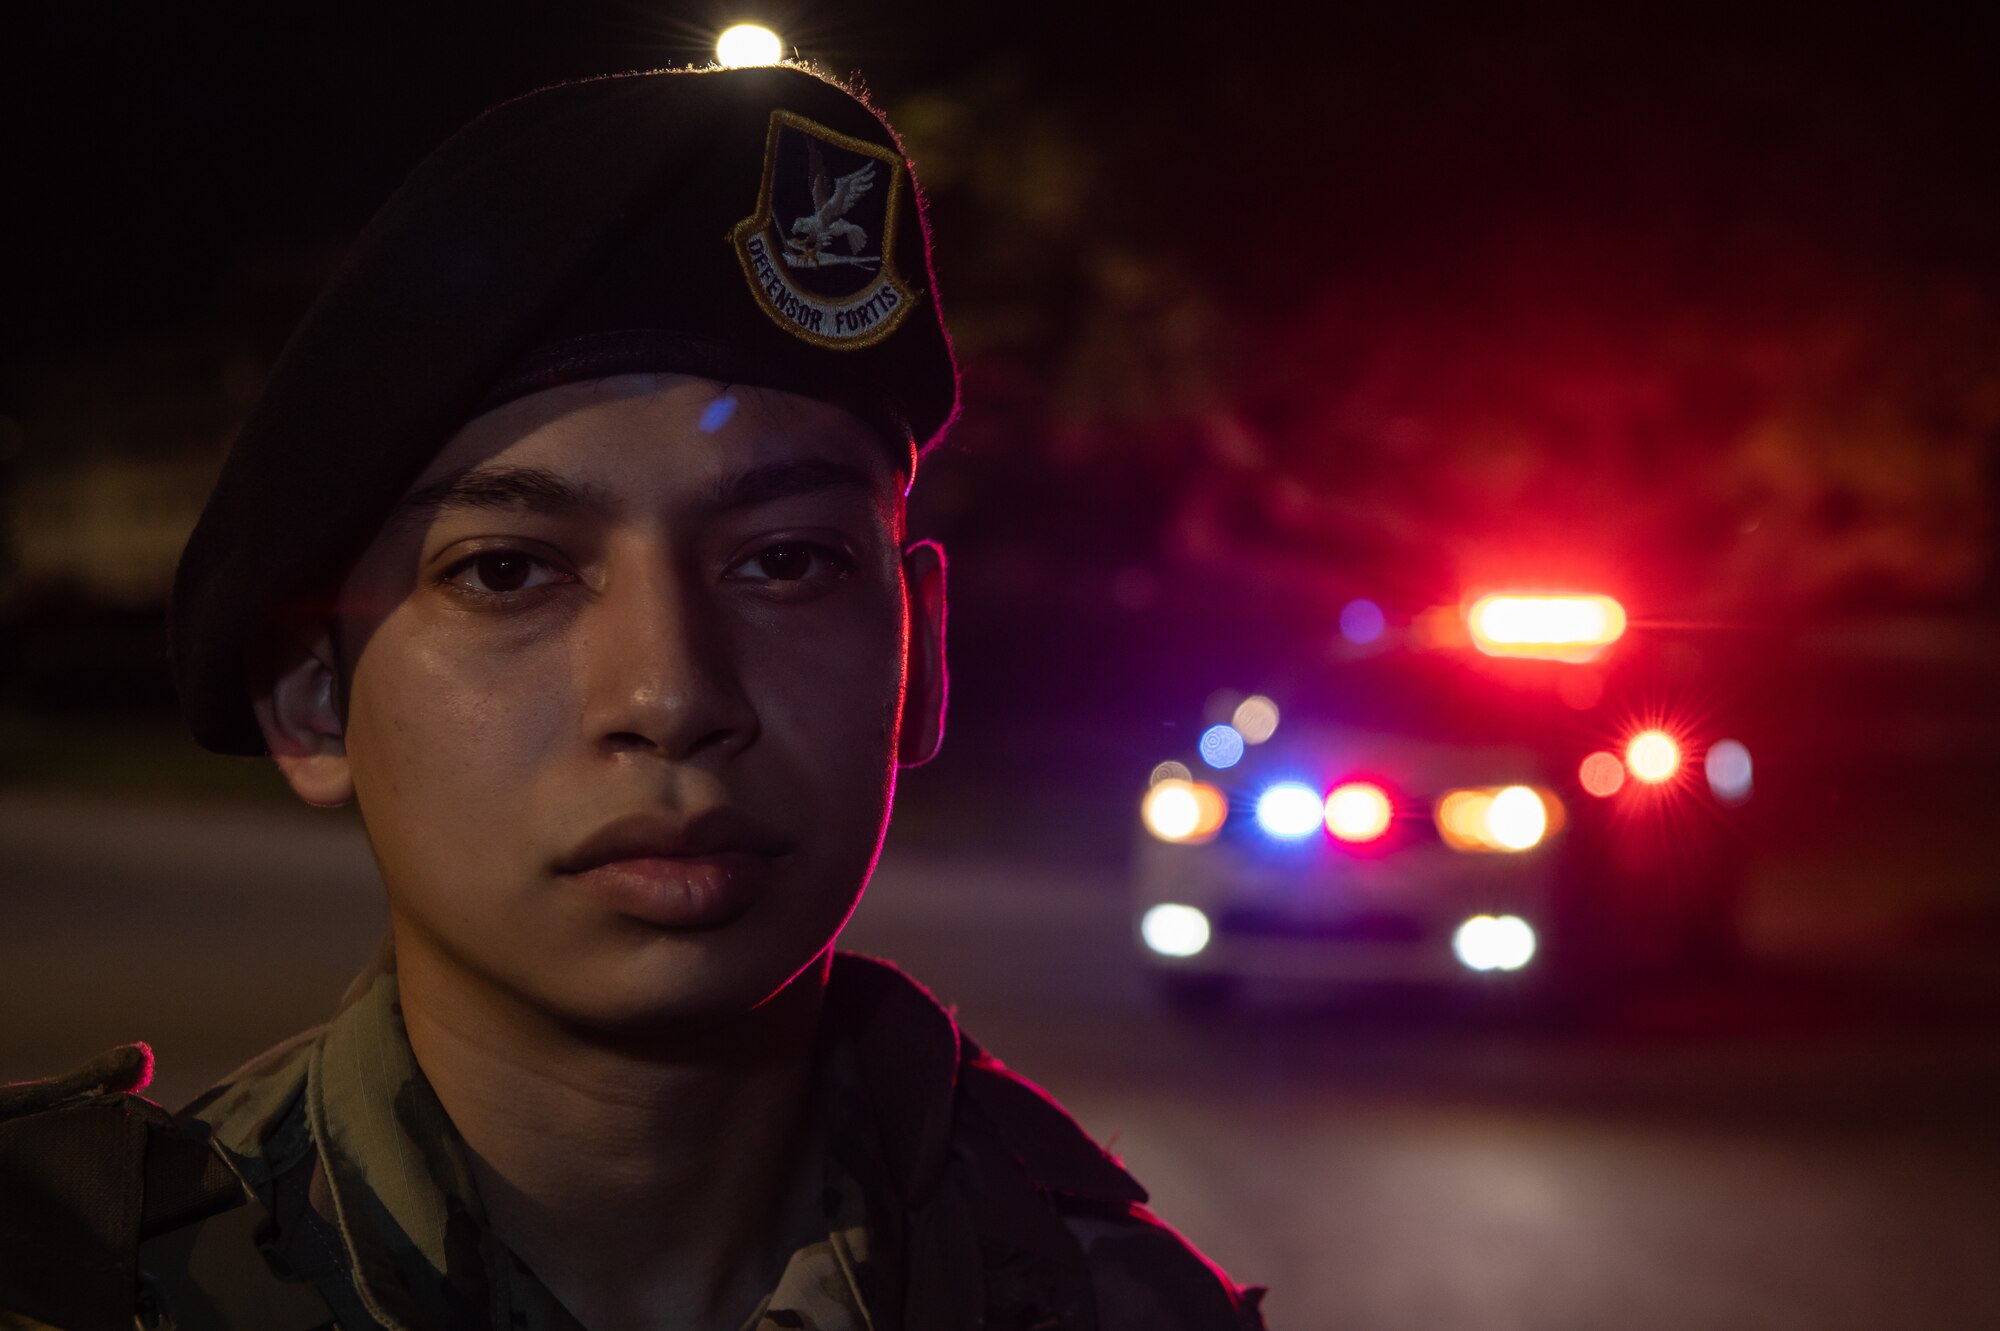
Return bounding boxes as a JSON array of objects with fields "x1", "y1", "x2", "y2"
[{"x1": 0, "y1": 950, "x2": 1265, "y2": 1330}]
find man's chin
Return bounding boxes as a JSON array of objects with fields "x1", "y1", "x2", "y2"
[{"x1": 528, "y1": 945, "x2": 833, "y2": 1051}]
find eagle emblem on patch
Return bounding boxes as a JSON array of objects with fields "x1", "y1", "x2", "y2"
[{"x1": 731, "y1": 110, "x2": 917, "y2": 349}]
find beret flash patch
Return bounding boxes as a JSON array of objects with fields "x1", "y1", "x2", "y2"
[{"x1": 731, "y1": 110, "x2": 917, "y2": 349}]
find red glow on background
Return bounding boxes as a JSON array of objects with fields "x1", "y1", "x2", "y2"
[{"x1": 1558, "y1": 669, "x2": 1605, "y2": 711}]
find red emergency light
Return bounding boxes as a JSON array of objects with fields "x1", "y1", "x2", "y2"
[
  {"x1": 1466, "y1": 593, "x2": 1627, "y2": 663},
  {"x1": 1625, "y1": 730, "x2": 1681, "y2": 784}
]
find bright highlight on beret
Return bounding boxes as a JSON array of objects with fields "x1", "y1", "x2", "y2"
[{"x1": 716, "y1": 24, "x2": 784, "y2": 68}]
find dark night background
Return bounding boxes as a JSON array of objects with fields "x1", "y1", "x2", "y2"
[
  {"x1": 7, "y1": 3, "x2": 2000, "y2": 785},
  {"x1": 5, "y1": 4, "x2": 2000, "y2": 1327}
]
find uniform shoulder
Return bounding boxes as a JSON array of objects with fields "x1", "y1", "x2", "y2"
[
  {"x1": 1, "y1": 1040, "x2": 320, "y2": 1330},
  {"x1": 826, "y1": 955, "x2": 1267, "y2": 1327},
  {"x1": 0, "y1": 1044, "x2": 172, "y2": 1330},
  {"x1": 1063, "y1": 1202, "x2": 1269, "y2": 1331},
  {"x1": 957, "y1": 1042, "x2": 1147, "y2": 1206},
  {"x1": 0, "y1": 1041, "x2": 157, "y2": 1121},
  {"x1": 956, "y1": 1044, "x2": 1267, "y2": 1330}
]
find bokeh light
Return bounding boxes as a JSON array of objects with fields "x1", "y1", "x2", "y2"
[
  {"x1": 1435, "y1": 786, "x2": 1557, "y2": 851},
  {"x1": 1435, "y1": 789, "x2": 1494, "y2": 849},
  {"x1": 1232, "y1": 695, "x2": 1280, "y2": 744},
  {"x1": 1149, "y1": 760, "x2": 1193, "y2": 786},
  {"x1": 715, "y1": 23, "x2": 784, "y2": 67},
  {"x1": 1141, "y1": 779, "x2": 1227, "y2": 843},
  {"x1": 1452, "y1": 915, "x2": 1538, "y2": 971},
  {"x1": 1140, "y1": 904, "x2": 1212, "y2": 958},
  {"x1": 1467, "y1": 593, "x2": 1627, "y2": 662},
  {"x1": 1578, "y1": 750, "x2": 1627, "y2": 797},
  {"x1": 697, "y1": 394, "x2": 738, "y2": 433},
  {"x1": 1199, "y1": 723, "x2": 1246, "y2": 769},
  {"x1": 1256, "y1": 783, "x2": 1325, "y2": 839},
  {"x1": 1484, "y1": 785, "x2": 1549, "y2": 850},
  {"x1": 1626, "y1": 730, "x2": 1682, "y2": 784},
  {"x1": 1339, "y1": 598, "x2": 1386, "y2": 645},
  {"x1": 1324, "y1": 782, "x2": 1393, "y2": 842},
  {"x1": 1188, "y1": 783, "x2": 1229, "y2": 839},
  {"x1": 1142, "y1": 781, "x2": 1200, "y2": 841},
  {"x1": 1706, "y1": 739, "x2": 1754, "y2": 804}
]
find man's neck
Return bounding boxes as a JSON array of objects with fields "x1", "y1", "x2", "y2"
[{"x1": 392, "y1": 930, "x2": 829, "y2": 1331}]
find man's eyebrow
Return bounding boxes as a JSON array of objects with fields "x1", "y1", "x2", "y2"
[
  {"x1": 705, "y1": 457, "x2": 884, "y2": 510},
  {"x1": 387, "y1": 456, "x2": 890, "y2": 531},
  {"x1": 389, "y1": 464, "x2": 609, "y2": 529}
]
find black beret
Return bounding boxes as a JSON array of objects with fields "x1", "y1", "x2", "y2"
[{"x1": 170, "y1": 64, "x2": 959, "y2": 757}]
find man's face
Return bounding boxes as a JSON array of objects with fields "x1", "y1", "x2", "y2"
[{"x1": 262, "y1": 373, "x2": 942, "y2": 1028}]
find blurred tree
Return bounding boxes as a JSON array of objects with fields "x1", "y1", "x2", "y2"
[
  {"x1": 1174, "y1": 246, "x2": 2000, "y2": 616},
  {"x1": 890, "y1": 5, "x2": 2000, "y2": 624}
]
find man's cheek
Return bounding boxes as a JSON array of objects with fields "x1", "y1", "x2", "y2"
[
  {"x1": 355, "y1": 643, "x2": 555, "y2": 827},
  {"x1": 795, "y1": 630, "x2": 900, "y2": 722},
  {"x1": 755, "y1": 655, "x2": 900, "y2": 781},
  {"x1": 420, "y1": 630, "x2": 571, "y2": 746}
]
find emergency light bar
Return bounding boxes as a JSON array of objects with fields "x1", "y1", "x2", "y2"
[{"x1": 1466, "y1": 593, "x2": 1627, "y2": 663}]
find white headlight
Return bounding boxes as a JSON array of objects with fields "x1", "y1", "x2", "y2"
[
  {"x1": 1141, "y1": 904, "x2": 1212, "y2": 958},
  {"x1": 1452, "y1": 914, "x2": 1537, "y2": 972},
  {"x1": 1483, "y1": 786, "x2": 1549, "y2": 850}
]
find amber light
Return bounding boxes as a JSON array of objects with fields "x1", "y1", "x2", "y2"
[
  {"x1": 1142, "y1": 779, "x2": 1229, "y2": 844},
  {"x1": 1625, "y1": 730, "x2": 1682, "y2": 784},
  {"x1": 1466, "y1": 593, "x2": 1627, "y2": 663},
  {"x1": 1435, "y1": 786, "x2": 1562, "y2": 853}
]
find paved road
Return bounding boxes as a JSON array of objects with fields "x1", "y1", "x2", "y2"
[{"x1": 5, "y1": 793, "x2": 1998, "y2": 1330}]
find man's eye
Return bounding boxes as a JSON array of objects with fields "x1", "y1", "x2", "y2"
[
  {"x1": 442, "y1": 550, "x2": 566, "y2": 598},
  {"x1": 729, "y1": 542, "x2": 853, "y2": 586}
]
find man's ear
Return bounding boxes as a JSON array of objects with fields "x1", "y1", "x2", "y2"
[
  {"x1": 247, "y1": 621, "x2": 355, "y2": 808},
  {"x1": 898, "y1": 539, "x2": 947, "y2": 767}
]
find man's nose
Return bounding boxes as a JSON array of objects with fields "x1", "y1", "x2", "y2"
[{"x1": 575, "y1": 555, "x2": 759, "y2": 764}]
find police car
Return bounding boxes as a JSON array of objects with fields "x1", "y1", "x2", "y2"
[{"x1": 1131, "y1": 592, "x2": 1753, "y2": 1005}]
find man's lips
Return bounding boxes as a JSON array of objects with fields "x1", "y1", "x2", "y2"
[
  {"x1": 555, "y1": 809, "x2": 795, "y2": 929},
  {"x1": 556, "y1": 807, "x2": 796, "y2": 873}
]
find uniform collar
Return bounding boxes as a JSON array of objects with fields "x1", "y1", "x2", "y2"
[
  {"x1": 819, "y1": 952, "x2": 962, "y2": 1208},
  {"x1": 306, "y1": 945, "x2": 495, "y2": 1331},
  {"x1": 290, "y1": 946, "x2": 946, "y2": 1331}
]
